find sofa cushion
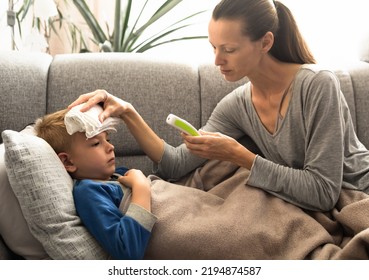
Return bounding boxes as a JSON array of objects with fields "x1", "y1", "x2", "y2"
[
  {"x1": 0, "y1": 51, "x2": 51, "y2": 141},
  {"x1": 346, "y1": 62, "x2": 369, "y2": 149},
  {"x1": 2, "y1": 130, "x2": 108, "y2": 259},
  {"x1": 0, "y1": 235, "x2": 11, "y2": 260},
  {"x1": 360, "y1": 35, "x2": 369, "y2": 63},
  {"x1": 0, "y1": 126, "x2": 49, "y2": 259},
  {"x1": 334, "y1": 68, "x2": 357, "y2": 132},
  {"x1": 198, "y1": 63, "x2": 247, "y2": 126}
]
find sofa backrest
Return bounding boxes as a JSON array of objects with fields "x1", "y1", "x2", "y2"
[
  {"x1": 1, "y1": 51, "x2": 369, "y2": 174},
  {"x1": 0, "y1": 51, "x2": 52, "y2": 136},
  {"x1": 342, "y1": 63, "x2": 369, "y2": 148}
]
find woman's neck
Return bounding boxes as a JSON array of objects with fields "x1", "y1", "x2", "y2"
[{"x1": 249, "y1": 55, "x2": 302, "y2": 97}]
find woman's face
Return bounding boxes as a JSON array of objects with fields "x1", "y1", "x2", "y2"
[{"x1": 208, "y1": 18, "x2": 263, "y2": 82}]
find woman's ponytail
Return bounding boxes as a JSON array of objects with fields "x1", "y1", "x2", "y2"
[
  {"x1": 270, "y1": 1, "x2": 316, "y2": 64},
  {"x1": 212, "y1": 0, "x2": 316, "y2": 64}
]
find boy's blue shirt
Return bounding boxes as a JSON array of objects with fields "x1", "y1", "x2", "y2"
[
  {"x1": 73, "y1": 167, "x2": 155, "y2": 260},
  {"x1": 115, "y1": 166, "x2": 129, "y2": 176}
]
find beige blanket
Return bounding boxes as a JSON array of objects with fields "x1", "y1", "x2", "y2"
[{"x1": 144, "y1": 160, "x2": 369, "y2": 260}]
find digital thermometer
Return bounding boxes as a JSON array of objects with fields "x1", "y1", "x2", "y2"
[{"x1": 166, "y1": 114, "x2": 200, "y2": 136}]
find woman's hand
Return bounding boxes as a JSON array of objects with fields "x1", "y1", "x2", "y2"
[
  {"x1": 182, "y1": 130, "x2": 255, "y2": 169},
  {"x1": 68, "y1": 89, "x2": 132, "y2": 122},
  {"x1": 69, "y1": 89, "x2": 164, "y2": 163}
]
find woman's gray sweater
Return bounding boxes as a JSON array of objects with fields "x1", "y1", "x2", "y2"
[{"x1": 155, "y1": 65, "x2": 369, "y2": 211}]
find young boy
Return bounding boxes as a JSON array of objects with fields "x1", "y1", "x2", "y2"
[{"x1": 34, "y1": 108, "x2": 157, "y2": 260}]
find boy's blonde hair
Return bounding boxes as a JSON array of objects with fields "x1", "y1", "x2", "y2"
[{"x1": 35, "y1": 108, "x2": 73, "y2": 154}]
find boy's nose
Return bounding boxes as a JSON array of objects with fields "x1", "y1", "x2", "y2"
[{"x1": 106, "y1": 142, "x2": 114, "y2": 152}]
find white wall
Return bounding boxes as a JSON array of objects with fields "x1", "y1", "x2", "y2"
[
  {"x1": 282, "y1": 0, "x2": 369, "y2": 64},
  {"x1": 0, "y1": 0, "x2": 13, "y2": 51},
  {"x1": 146, "y1": 0, "x2": 369, "y2": 64},
  {"x1": 1, "y1": 0, "x2": 368, "y2": 64}
]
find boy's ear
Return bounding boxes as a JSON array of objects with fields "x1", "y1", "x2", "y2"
[{"x1": 58, "y1": 152, "x2": 77, "y2": 173}]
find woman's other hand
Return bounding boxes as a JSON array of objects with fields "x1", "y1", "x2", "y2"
[{"x1": 182, "y1": 130, "x2": 255, "y2": 169}]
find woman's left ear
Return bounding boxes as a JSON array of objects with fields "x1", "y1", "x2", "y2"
[
  {"x1": 58, "y1": 152, "x2": 77, "y2": 173},
  {"x1": 261, "y1": 31, "x2": 274, "y2": 53}
]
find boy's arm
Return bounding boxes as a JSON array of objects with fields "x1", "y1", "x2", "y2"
[{"x1": 73, "y1": 180, "x2": 156, "y2": 260}]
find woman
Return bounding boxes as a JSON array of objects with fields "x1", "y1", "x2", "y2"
[{"x1": 69, "y1": 0, "x2": 369, "y2": 211}]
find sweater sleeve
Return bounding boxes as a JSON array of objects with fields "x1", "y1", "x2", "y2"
[
  {"x1": 73, "y1": 180, "x2": 157, "y2": 260},
  {"x1": 153, "y1": 142, "x2": 208, "y2": 180}
]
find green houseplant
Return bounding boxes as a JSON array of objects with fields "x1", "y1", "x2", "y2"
[
  {"x1": 16, "y1": 0, "x2": 208, "y2": 53},
  {"x1": 15, "y1": 0, "x2": 84, "y2": 52},
  {"x1": 73, "y1": 0, "x2": 208, "y2": 52}
]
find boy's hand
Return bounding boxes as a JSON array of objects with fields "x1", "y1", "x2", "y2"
[
  {"x1": 118, "y1": 169, "x2": 151, "y2": 211},
  {"x1": 118, "y1": 169, "x2": 148, "y2": 189}
]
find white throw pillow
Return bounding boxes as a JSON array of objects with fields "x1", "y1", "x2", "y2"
[
  {"x1": 1, "y1": 130, "x2": 109, "y2": 259},
  {"x1": 0, "y1": 126, "x2": 49, "y2": 259}
]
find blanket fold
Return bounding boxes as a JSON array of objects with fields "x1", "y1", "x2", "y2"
[{"x1": 145, "y1": 160, "x2": 369, "y2": 260}]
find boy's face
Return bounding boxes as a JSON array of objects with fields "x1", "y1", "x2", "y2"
[{"x1": 64, "y1": 131, "x2": 116, "y2": 180}]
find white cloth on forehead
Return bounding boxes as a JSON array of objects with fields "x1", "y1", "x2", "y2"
[{"x1": 65, "y1": 103, "x2": 120, "y2": 138}]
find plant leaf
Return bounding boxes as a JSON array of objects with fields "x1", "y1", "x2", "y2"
[
  {"x1": 121, "y1": 0, "x2": 134, "y2": 51},
  {"x1": 127, "y1": 0, "x2": 183, "y2": 47},
  {"x1": 113, "y1": 0, "x2": 131, "y2": 51},
  {"x1": 132, "y1": 23, "x2": 193, "y2": 51},
  {"x1": 129, "y1": 8, "x2": 208, "y2": 52},
  {"x1": 17, "y1": 0, "x2": 33, "y2": 21},
  {"x1": 121, "y1": 0, "x2": 148, "y2": 51},
  {"x1": 136, "y1": 36, "x2": 208, "y2": 53},
  {"x1": 73, "y1": 0, "x2": 108, "y2": 44}
]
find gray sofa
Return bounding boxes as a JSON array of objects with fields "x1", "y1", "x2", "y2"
[{"x1": 1, "y1": 51, "x2": 369, "y2": 259}]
